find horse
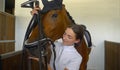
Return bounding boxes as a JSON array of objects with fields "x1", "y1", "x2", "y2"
[{"x1": 22, "y1": 4, "x2": 92, "y2": 70}]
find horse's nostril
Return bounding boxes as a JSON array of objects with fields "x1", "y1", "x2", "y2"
[{"x1": 52, "y1": 14, "x2": 58, "y2": 18}]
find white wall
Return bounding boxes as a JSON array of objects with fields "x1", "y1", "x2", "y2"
[
  {"x1": 15, "y1": 0, "x2": 120, "y2": 70},
  {"x1": 0, "y1": 0, "x2": 5, "y2": 12}
]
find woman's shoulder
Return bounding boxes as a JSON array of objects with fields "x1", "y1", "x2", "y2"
[
  {"x1": 54, "y1": 38, "x2": 63, "y2": 46},
  {"x1": 54, "y1": 38, "x2": 63, "y2": 43}
]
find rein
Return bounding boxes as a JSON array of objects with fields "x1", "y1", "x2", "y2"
[
  {"x1": 21, "y1": 1, "x2": 56, "y2": 70},
  {"x1": 23, "y1": 12, "x2": 56, "y2": 70}
]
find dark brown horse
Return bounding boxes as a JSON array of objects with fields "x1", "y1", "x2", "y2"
[{"x1": 23, "y1": 5, "x2": 92, "y2": 70}]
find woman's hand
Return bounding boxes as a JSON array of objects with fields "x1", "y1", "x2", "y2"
[
  {"x1": 64, "y1": 67, "x2": 68, "y2": 70},
  {"x1": 30, "y1": 6, "x2": 41, "y2": 15},
  {"x1": 48, "y1": 64, "x2": 52, "y2": 70},
  {"x1": 29, "y1": 57, "x2": 52, "y2": 70},
  {"x1": 28, "y1": 57, "x2": 39, "y2": 61}
]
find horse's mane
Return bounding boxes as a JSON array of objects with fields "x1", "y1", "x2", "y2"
[
  {"x1": 65, "y1": 10, "x2": 76, "y2": 24},
  {"x1": 65, "y1": 10, "x2": 92, "y2": 47}
]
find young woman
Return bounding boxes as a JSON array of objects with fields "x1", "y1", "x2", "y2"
[
  {"x1": 29, "y1": 25, "x2": 84, "y2": 70},
  {"x1": 49, "y1": 25, "x2": 84, "y2": 70}
]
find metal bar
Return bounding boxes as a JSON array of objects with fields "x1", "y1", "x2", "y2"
[{"x1": 0, "y1": 40, "x2": 15, "y2": 43}]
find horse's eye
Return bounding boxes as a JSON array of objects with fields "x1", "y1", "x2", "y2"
[{"x1": 52, "y1": 13, "x2": 58, "y2": 18}]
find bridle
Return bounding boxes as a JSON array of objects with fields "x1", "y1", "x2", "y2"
[{"x1": 21, "y1": 0, "x2": 56, "y2": 70}]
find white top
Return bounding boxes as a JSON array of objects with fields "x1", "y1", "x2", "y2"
[{"x1": 50, "y1": 38, "x2": 82, "y2": 70}]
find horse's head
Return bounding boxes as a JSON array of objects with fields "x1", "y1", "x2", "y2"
[{"x1": 28, "y1": 5, "x2": 72, "y2": 42}]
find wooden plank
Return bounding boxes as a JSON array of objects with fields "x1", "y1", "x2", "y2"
[
  {"x1": 6, "y1": 14, "x2": 15, "y2": 40},
  {"x1": 105, "y1": 41, "x2": 120, "y2": 70},
  {"x1": 0, "y1": 42, "x2": 14, "y2": 54},
  {"x1": 0, "y1": 11, "x2": 15, "y2": 54}
]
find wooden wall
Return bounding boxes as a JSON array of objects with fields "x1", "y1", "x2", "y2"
[
  {"x1": 0, "y1": 11, "x2": 15, "y2": 54},
  {"x1": 0, "y1": 12, "x2": 42, "y2": 70},
  {"x1": 0, "y1": 51, "x2": 22, "y2": 70},
  {"x1": 0, "y1": 50, "x2": 39, "y2": 70},
  {"x1": 105, "y1": 41, "x2": 120, "y2": 70}
]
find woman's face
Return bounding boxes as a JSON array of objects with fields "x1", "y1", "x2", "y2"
[{"x1": 62, "y1": 28, "x2": 80, "y2": 46}]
